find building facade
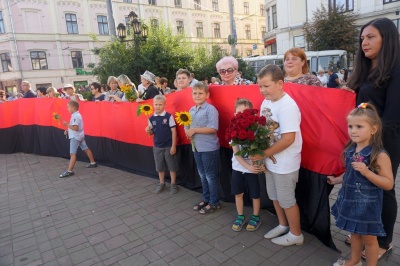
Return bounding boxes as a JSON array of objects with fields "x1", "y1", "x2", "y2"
[
  {"x1": 263, "y1": 0, "x2": 400, "y2": 55},
  {"x1": 0, "y1": 0, "x2": 265, "y2": 92}
]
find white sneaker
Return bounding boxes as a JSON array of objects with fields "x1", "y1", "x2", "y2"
[
  {"x1": 264, "y1": 225, "x2": 290, "y2": 239},
  {"x1": 271, "y1": 232, "x2": 304, "y2": 246},
  {"x1": 333, "y1": 259, "x2": 362, "y2": 266}
]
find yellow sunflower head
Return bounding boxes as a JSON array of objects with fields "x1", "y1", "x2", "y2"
[
  {"x1": 175, "y1": 111, "x2": 192, "y2": 126},
  {"x1": 120, "y1": 84, "x2": 132, "y2": 94},
  {"x1": 52, "y1": 112, "x2": 60, "y2": 120},
  {"x1": 140, "y1": 104, "x2": 154, "y2": 116}
]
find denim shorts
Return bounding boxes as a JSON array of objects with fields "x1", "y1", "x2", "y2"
[
  {"x1": 70, "y1": 138, "x2": 88, "y2": 154},
  {"x1": 153, "y1": 147, "x2": 179, "y2": 172},
  {"x1": 265, "y1": 170, "x2": 299, "y2": 209},
  {"x1": 231, "y1": 170, "x2": 260, "y2": 199}
]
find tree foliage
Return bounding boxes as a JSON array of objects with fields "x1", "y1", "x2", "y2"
[
  {"x1": 303, "y1": 5, "x2": 359, "y2": 54},
  {"x1": 89, "y1": 23, "x2": 255, "y2": 86}
]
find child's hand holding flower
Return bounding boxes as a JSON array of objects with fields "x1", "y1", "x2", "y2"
[{"x1": 351, "y1": 161, "x2": 370, "y2": 176}]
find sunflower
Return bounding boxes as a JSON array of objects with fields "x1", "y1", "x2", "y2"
[
  {"x1": 52, "y1": 112, "x2": 60, "y2": 120},
  {"x1": 175, "y1": 111, "x2": 192, "y2": 126},
  {"x1": 119, "y1": 84, "x2": 131, "y2": 94},
  {"x1": 137, "y1": 104, "x2": 154, "y2": 116}
]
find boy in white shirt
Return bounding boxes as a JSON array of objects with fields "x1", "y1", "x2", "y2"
[
  {"x1": 60, "y1": 101, "x2": 96, "y2": 178},
  {"x1": 251, "y1": 64, "x2": 304, "y2": 246}
]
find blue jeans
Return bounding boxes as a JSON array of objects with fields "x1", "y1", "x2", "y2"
[{"x1": 194, "y1": 149, "x2": 220, "y2": 206}]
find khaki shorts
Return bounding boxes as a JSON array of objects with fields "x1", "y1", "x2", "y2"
[{"x1": 265, "y1": 170, "x2": 299, "y2": 209}]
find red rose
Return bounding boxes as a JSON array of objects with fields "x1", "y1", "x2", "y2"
[
  {"x1": 258, "y1": 116, "x2": 266, "y2": 125},
  {"x1": 240, "y1": 120, "x2": 250, "y2": 128},
  {"x1": 242, "y1": 109, "x2": 253, "y2": 117},
  {"x1": 236, "y1": 113, "x2": 243, "y2": 119},
  {"x1": 248, "y1": 116, "x2": 256, "y2": 124},
  {"x1": 252, "y1": 109, "x2": 259, "y2": 115},
  {"x1": 247, "y1": 130, "x2": 255, "y2": 140},
  {"x1": 230, "y1": 130, "x2": 238, "y2": 139},
  {"x1": 238, "y1": 129, "x2": 247, "y2": 140}
]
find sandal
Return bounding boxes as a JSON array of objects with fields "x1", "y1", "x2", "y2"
[
  {"x1": 361, "y1": 245, "x2": 393, "y2": 261},
  {"x1": 344, "y1": 234, "x2": 351, "y2": 245},
  {"x1": 193, "y1": 201, "x2": 208, "y2": 211},
  {"x1": 199, "y1": 204, "x2": 220, "y2": 215}
]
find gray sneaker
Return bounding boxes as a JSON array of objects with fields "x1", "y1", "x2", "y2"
[
  {"x1": 155, "y1": 183, "x2": 166, "y2": 194},
  {"x1": 170, "y1": 184, "x2": 178, "y2": 194}
]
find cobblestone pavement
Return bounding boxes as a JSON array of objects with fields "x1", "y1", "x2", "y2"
[{"x1": 0, "y1": 153, "x2": 399, "y2": 266}]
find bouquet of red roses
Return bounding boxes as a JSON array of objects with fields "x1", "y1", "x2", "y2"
[{"x1": 225, "y1": 109, "x2": 271, "y2": 161}]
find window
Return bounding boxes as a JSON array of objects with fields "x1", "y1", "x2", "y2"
[
  {"x1": 212, "y1": 0, "x2": 219, "y2": 11},
  {"x1": 123, "y1": 0, "x2": 132, "y2": 2},
  {"x1": 97, "y1": 15, "x2": 109, "y2": 35},
  {"x1": 245, "y1": 25, "x2": 251, "y2": 39},
  {"x1": 260, "y1": 4, "x2": 265, "y2": 16},
  {"x1": 213, "y1": 23, "x2": 221, "y2": 38},
  {"x1": 293, "y1": 35, "x2": 305, "y2": 48},
  {"x1": 246, "y1": 49, "x2": 252, "y2": 57},
  {"x1": 261, "y1": 26, "x2": 266, "y2": 38},
  {"x1": 174, "y1": 0, "x2": 182, "y2": 7},
  {"x1": 330, "y1": 0, "x2": 353, "y2": 11},
  {"x1": 125, "y1": 17, "x2": 131, "y2": 34},
  {"x1": 71, "y1": 51, "x2": 83, "y2": 68},
  {"x1": 194, "y1": 0, "x2": 201, "y2": 10},
  {"x1": 392, "y1": 19, "x2": 400, "y2": 33},
  {"x1": 151, "y1": 19, "x2": 159, "y2": 28},
  {"x1": 0, "y1": 52, "x2": 12, "y2": 72},
  {"x1": 244, "y1": 2, "x2": 249, "y2": 15},
  {"x1": 196, "y1": 22, "x2": 203, "y2": 38},
  {"x1": 177, "y1": 20, "x2": 184, "y2": 34},
  {"x1": 148, "y1": 0, "x2": 157, "y2": 5},
  {"x1": 271, "y1": 43, "x2": 277, "y2": 55},
  {"x1": 30, "y1": 51, "x2": 48, "y2": 70},
  {"x1": 267, "y1": 8, "x2": 271, "y2": 31},
  {"x1": 66, "y1": 14, "x2": 78, "y2": 34},
  {"x1": 272, "y1": 5, "x2": 277, "y2": 29},
  {"x1": 0, "y1": 11, "x2": 5, "y2": 34}
]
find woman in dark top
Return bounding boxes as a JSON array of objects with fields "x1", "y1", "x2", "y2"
[
  {"x1": 90, "y1": 82, "x2": 105, "y2": 102},
  {"x1": 346, "y1": 17, "x2": 400, "y2": 259}
]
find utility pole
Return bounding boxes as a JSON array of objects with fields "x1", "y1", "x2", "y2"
[
  {"x1": 228, "y1": 0, "x2": 236, "y2": 56},
  {"x1": 106, "y1": 0, "x2": 116, "y2": 37}
]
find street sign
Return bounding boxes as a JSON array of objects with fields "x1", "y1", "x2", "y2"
[{"x1": 253, "y1": 44, "x2": 257, "y2": 50}]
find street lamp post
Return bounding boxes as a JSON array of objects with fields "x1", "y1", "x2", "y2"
[{"x1": 117, "y1": 11, "x2": 147, "y2": 81}]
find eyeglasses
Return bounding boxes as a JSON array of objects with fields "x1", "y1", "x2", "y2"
[{"x1": 219, "y1": 68, "x2": 235, "y2": 75}]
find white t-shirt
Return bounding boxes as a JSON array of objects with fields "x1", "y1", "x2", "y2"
[
  {"x1": 68, "y1": 111, "x2": 85, "y2": 141},
  {"x1": 138, "y1": 84, "x2": 145, "y2": 96},
  {"x1": 260, "y1": 94, "x2": 302, "y2": 174},
  {"x1": 231, "y1": 145, "x2": 252, "y2": 173},
  {"x1": 317, "y1": 75, "x2": 328, "y2": 87}
]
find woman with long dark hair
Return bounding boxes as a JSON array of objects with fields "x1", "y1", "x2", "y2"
[{"x1": 345, "y1": 17, "x2": 400, "y2": 261}]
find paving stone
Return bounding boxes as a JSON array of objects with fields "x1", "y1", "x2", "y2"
[{"x1": 118, "y1": 253, "x2": 149, "y2": 266}]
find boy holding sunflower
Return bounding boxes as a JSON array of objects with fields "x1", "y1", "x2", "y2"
[
  {"x1": 145, "y1": 95, "x2": 179, "y2": 194},
  {"x1": 185, "y1": 82, "x2": 220, "y2": 214}
]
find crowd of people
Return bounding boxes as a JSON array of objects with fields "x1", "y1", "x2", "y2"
[{"x1": 1, "y1": 17, "x2": 399, "y2": 266}]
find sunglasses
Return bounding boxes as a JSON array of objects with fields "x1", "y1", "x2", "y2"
[{"x1": 219, "y1": 68, "x2": 235, "y2": 75}]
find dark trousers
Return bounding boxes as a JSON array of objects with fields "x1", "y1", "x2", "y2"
[{"x1": 378, "y1": 137, "x2": 399, "y2": 249}]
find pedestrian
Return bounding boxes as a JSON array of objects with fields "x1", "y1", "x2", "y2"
[
  {"x1": 175, "y1": 69, "x2": 191, "y2": 91},
  {"x1": 145, "y1": 95, "x2": 179, "y2": 194},
  {"x1": 21, "y1": 81, "x2": 37, "y2": 98},
  {"x1": 230, "y1": 98, "x2": 263, "y2": 232},
  {"x1": 59, "y1": 100, "x2": 97, "y2": 178},
  {"x1": 90, "y1": 82, "x2": 106, "y2": 102},
  {"x1": 63, "y1": 84, "x2": 85, "y2": 101},
  {"x1": 328, "y1": 103, "x2": 393, "y2": 266},
  {"x1": 105, "y1": 76, "x2": 124, "y2": 102},
  {"x1": 136, "y1": 70, "x2": 159, "y2": 102},
  {"x1": 187, "y1": 82, "x2": 221, "y2": 214},
  {"x1": 327, "y1": 68, "x2": 340, "y2": 88},
  {"x1": 317, "y1": 70, "x2": 328, "y2": 87},
  {"x1": 250, "y1": 65, "x2": 304, "y2": 246}
]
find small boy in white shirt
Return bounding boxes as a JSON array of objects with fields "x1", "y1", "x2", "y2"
[{"x1": 60, "y1": 101, "x2": 96, "y2": 178}]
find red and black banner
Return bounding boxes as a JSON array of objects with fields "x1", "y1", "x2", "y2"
[{"x1": 0, "y1": 83, "x2": 355, "y2": 249}]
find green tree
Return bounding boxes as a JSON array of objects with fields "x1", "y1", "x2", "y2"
[
  {"x1": 303, "y1": 5, "x2": 358, "y2": 54},
  {"x1": 89, "y1": 23, "x2": 255, "y2": 86}
]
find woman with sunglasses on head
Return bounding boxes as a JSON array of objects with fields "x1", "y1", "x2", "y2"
[
  {"x1": 284, "y1": 48, "x2": 322, "y2": 87},
  {"x1": 216, "y1": 56, "x2": 251, "y2": 85}
]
